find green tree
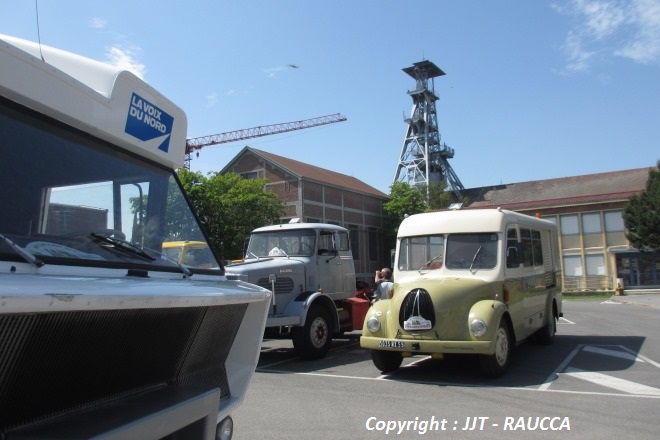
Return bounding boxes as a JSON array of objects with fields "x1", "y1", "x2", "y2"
[
  {"x1": 383, "y1": 181, "x2": 427, "y2": 230},
  {"x1": 623, "y1": 161, "x2": 660, "y2": 251},
  {"x1": 424, "y1": 181, "x2": 455, "y2": 211},
  {"x1": 177, "y1": 169, "x2": 286, "y2": 259},
  {"x1": 381, "y1": 181, "x2": 427, "y2": 254},
  {"x1": 382, "y1": 181, "x2": 469, "y2": 253}
]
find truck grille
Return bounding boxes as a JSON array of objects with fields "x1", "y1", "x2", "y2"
[
  {"x1": 398, "y1": 288, "x2": 436, "y2": 331},
  {"x1": 0, "y1": 304, "x2": 247, "y2": 433},
  {"x1": 256, "y1": 277, "x2": 294, "y2": 295}
]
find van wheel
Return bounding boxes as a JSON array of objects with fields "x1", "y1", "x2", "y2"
[
  {"x1": 292, "y1": 304, "x2": 332, "y2": 360},
  {"x1": 479, "y1": 319, "x2": 511, "y2": 378},
  {"x1": 371, "y1": 350, "x2": 403, "y2": 373},
  {"x1": 536, "y1": 307, "x2": 557, "y2": 345}
]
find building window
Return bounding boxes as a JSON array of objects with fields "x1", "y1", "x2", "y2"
[
  {"x1": 560, "y1": 215, "x2": 579, "y2": 235},
  {"x1": 541, "y1": 215, "x2": 557, "y2": 225},
  {"x1": 348, "y1": 225, "x2": 359, "y2": 260},
  {"x1": 585, "y1": 254, "x2": 606, "y2": 276},
  {"x1": 240, "y1": 171, "x2": 258, "y2": 180},
  {"x1": 368, "y1": 228, "x2": 378, "y2": 262},
  {"x1": 582, "y1": 212, "x2": 602, "y2": 234},
  {"x1": 604, "y1": 210, "x2": 625, "y2": 232},
  {"x1": 563, "y1": 255, "x2": 583, "y2": 276}
]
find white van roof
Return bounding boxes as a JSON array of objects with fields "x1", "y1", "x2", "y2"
[{"x1": 398, "y1": 208, "x2": 556, "y2": 237}]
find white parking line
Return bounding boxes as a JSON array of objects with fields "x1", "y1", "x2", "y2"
[
  {"x1": 539, "y1": 344, "x2": 583, "y2": 390},
  {"x1": 564, "y1": 367, "x2": 660, "y2": 396},
  {"x1": 582, "y1": 345, "x2": 645, "y2": 362},
  {"x1": 376, "y1": 355, "x2": 431, "y2": 379}
]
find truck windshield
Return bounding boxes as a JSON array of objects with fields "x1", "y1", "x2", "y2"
[
  {"x1": 0, "y1": 97, "x2": 218, "y2": 271},
  {"x1": 246, "y1": 230, "x2": 316, "y2": 257}
]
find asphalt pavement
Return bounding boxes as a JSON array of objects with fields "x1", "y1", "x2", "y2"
[{"x1": 609, "y1": 289, "x2": 660, "y2": 309}]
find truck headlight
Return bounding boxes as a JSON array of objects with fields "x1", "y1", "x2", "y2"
[
  {"x1": 225, "y1": 272, "x2": 247, "y2": 282},
  {"x1": 366, "y1": 316, "x2": 381, "y2": 333},
  {"x1": 470, "y1": 319, "x2": 487, "y2": 337}
]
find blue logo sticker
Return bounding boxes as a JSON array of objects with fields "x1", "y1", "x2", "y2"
[{"x1": 125, "y1": 93, "x2": 174, "y2": 152}]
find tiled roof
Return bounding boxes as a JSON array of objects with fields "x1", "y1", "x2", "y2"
[
  {"x1": 236, "y1": 147, "x2": 388, "y2": 199},
  {"x1": 464, "y1": 167, "x2": 652, "y2": 209}
]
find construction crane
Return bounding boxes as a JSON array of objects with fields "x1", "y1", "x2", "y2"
[{"x1": 184, "y1": 113, "x2": 347, "y2": 169}]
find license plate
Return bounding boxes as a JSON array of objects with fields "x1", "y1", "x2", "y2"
[{"x1": 378, "y1": 340, "x2": 405, "y2": 348}]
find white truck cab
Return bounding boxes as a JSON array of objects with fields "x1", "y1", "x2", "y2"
[
  {"x1": 0, "y1": 35, "x2": 270, "y2": 439},
  {"x1": 226, "y1": 221, "x2": 369, "y2": 360}
]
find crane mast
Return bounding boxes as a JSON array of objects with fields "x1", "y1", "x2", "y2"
[{"x1": 184, "y1": 113, "x2": 347, "y2": 169}]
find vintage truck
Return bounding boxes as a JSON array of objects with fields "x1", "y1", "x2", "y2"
[
  {"x1": 360, "y1": 208, "x2": 563, "y2": 377},
  {"x1": 225, "y1": 221, "x2": 370, "y2": 360},
  {"x1": 0, "y1": 35, "x2": 270, "y2": 439}
]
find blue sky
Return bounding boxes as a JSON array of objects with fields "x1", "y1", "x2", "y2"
[{"x1": 2, "y1": 1, "x2": 659, "y2": 195}]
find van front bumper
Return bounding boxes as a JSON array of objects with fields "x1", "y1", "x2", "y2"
[{"x1": 360, "y1": 336, "x2": 495, "y2": 355}]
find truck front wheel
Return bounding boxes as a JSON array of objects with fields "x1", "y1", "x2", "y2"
[{"x1": 292, "y1": 304, "x2": 332, "y2": 360}]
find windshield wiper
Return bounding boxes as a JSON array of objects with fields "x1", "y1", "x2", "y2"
[
  {"x1": 247, "y1": 250, "x2": 259, "y2": 259},
  {"x1": 0, "y1": 233, "x2": 45, "y2": 267},
  {"x1": 419, "y1": 255, "x2": 442, "y2": 273},
  {"x1": 469, "y1": 246, "x2": 483, "y2": 273},
  {"x1": 90, "y1": 233, "x2": 156, "y2": 262}
]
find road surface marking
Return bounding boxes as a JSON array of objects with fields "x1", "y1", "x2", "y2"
[
  {"x1": 563, "y1": 367, "x2": 660, "y2": 396},
  {"x1": 582, "y1": 345, "x2": 645, "y2": 362}
]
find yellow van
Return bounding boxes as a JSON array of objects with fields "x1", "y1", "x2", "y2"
[
  {"x1": 360, "y1": 208, "x2": 563, "y2": 377},
  {"x1": 161, "y1": 241, "x2": 218, "y2": 269}
]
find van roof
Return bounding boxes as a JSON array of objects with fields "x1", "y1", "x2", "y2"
[{"x1": 397, "y1": 208, "x2": 556, "y2": 237}]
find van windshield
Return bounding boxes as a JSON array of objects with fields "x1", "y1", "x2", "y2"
[
  {"x1": 445, "y1": 233, "x2": 499, "y2": 270},
  {"x1": 0, "y1": 97, "x2": 218, "y2": 271},
  {"x1": 398, "y1": 233, "x2": 499, "y2": 271},
  {"x1": 397, "y1": 235, "x2": 445, "y2": 271}
]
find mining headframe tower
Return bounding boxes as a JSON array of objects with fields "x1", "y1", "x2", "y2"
[{"x1": 393, "y1": 60, "x2": 464, "y2": 199}]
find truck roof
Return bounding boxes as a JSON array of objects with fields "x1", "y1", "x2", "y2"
[
  {"x1": 252, "y1": 222, "x2": 348, "y2": 233},
  {"x1": 398, "y1": 208, "x2": 556, "y2": 237},
  {"x1": 0, "y1": 35, "x2": 187, "y2": 170}
]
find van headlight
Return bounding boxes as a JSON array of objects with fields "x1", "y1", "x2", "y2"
[
  {"x1": 470, "y1": 319, "x2": 487, "y2": 337},
  {"x1": 366, "y1": 316, "x2": 381, "y2": 333}
]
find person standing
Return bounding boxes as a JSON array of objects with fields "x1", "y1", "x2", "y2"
[{"x1": 374, "y1": 268, "x2": 394, "y2": 301}]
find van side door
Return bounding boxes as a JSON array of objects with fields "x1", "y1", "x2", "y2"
[{"x1": 521, "y1": 228, "x2": 547, "y2": 332}]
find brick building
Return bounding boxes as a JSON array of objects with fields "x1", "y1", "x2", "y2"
[
  {"x1": 221, "y1": 146, "x2": 656, "y2": 292},
  {"x1": 221, "y1": 147, "x2": 391, "y2": 282}
]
